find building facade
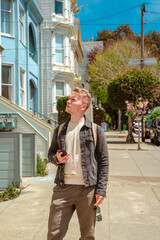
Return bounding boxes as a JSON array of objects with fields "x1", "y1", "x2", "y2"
[
  {"x1": 78, "y1": 40, "x2": 104, "y2": 121},
  {"x1": 0, "y1": 0, "x2": 43, "y2": 114},
  {"x1": 37, "y1": 0, "x2": 83, "y2": 121}
]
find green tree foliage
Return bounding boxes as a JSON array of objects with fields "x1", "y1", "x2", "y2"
[
  {"x1": 146, "y1": 109, "x2": 160, "y2": 120},
  {"x1": 109, "y1": 69, "x2": 160, "y2": 110},
  {"x1": 56, "y1": 96, "x2": 70, "y2": 124},
  {"x1": 88, "y1": 40, "x2": 143, "y2": 103}
]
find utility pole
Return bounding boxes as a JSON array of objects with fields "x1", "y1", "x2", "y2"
[
  {"x1": 141, "y1": 3, "x2": 145, "y2": 70},
  {"x1": 141, "y1": 3, "x2": 146, "y2": 142}
]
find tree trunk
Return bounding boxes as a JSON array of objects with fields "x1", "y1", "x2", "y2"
[
  {"x1": 117, "y1": 109, "x2": 121, "y2": 131},
  {"x1": 126, "y1": 115, "x2": 135, "y2": 143}
]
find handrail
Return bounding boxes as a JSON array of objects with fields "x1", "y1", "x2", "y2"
[{"x1": 30, "y1": 108, "x2": 58, "y2": 127}]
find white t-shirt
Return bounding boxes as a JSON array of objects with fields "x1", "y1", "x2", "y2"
[{"x1": 64, "y1": 120, "x2": 84, "y2": 185}]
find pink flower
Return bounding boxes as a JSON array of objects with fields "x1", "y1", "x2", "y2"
[
  {"x1": 127, "y1": 104, "x2": 131, "y2": 110},
  {"x1": 137, "y1": 109, "x2": 142, "y2": 114},
  {"x1": 143, "y1": 101, "x2": 148, "y2": 108},
  {"x1": 138, "y1": 102, "x2": 143, "y2": 109}
]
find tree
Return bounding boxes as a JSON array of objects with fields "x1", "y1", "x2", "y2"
[
  {"x1": 137, "y1": 30, "x2": 160, "y2": 60},
  {"x1": 88, "y1": 39, "x2": 144, "y2": 129},
  {"x1": 108, "y1": 70, "x2": 160, "y2": 142},
  {"x1": 87, "y1": 45, "x2": 103, "y2": 65},
  {"x1": 96, "y1": 24, "x2": 135, "y2": 47},
  {"x1": 57, "y1": 96, "x2": 70, "y2": 124},
  {"x1": 88, "y1": 40, "x2": 142, "y2": 104}
]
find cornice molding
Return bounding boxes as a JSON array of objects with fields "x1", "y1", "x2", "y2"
[{"x1": 71, "y1": 0, "x2": 81, "y2": 14}]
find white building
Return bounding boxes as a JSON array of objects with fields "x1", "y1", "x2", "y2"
[{"x1": 37, "y1": 0, "x2": 83, "y2": 122}]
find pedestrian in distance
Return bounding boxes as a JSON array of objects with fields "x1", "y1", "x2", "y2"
[{"x1": 47, "y1": 87, "x2": 109, "y2": 240}]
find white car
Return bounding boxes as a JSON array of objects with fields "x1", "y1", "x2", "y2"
[{"x1": 133, "y1": 119, "x2": 141, "y2": 134}]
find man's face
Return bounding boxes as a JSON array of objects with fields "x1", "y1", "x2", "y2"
[{"x1": 65, "y1": 92, "x2": 86, "y2": 114}]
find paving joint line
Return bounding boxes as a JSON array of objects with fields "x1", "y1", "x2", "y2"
[{"x1": 128, "y1": 151, "x2": 160, "y2": 203}]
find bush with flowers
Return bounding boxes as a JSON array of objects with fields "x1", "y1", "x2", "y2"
[{"x1": 93, "y1": 107, "x2": 110, "y2": 126}]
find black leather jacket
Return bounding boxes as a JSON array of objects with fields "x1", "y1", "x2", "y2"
[{"x1": 48, "y1": 117, "x2": 109, "y2": 196}]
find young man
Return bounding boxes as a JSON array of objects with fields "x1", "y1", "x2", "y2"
[{"x1": 47, "y1": 87, "x2": 109, "y2": 240}]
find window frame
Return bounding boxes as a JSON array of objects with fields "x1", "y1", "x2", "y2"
[
  {"x1": 1, "y1": 0, "x2": 13, "y2": 36},
  {"x1": 55, "y1": 0, "x2": 64, "y2": 16},
  {"x1": 55, "y1": 33, "x2": 64, "y2": 64},
  {"x1": 20, "y1": 68, "x2": 26, "y2": 109},
  {"x1": 19, "y1": 3, "x2": 25, "y2": 45},
  {"x1": 56, "y1": 81, "x2": 64, "y2": 100},
  {"x1": 2, "y1": 64, "x2": 13, "y2": 101}
]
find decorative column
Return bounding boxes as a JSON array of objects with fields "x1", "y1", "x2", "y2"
[
  {"x1": 64, "y1": 0, "x2": 68, "y2": 19},
  {"x1": 64, "y1": 35, "x2": 69, "y2": 66}
]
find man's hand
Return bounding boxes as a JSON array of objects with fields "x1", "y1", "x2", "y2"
[
  {"x1": 56, "y1": 151, "x2": 70, "y2": 164},
  {"x1": 94, "y1": 194, "x2": 104, "y2": 207}
]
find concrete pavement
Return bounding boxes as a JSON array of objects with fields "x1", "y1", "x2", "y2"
[{"x1": 0, "y1": 131, "x2": 160, "y2": 240}]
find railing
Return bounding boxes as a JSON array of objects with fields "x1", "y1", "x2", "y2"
[{"x1": 30, "y1": 108, "x2": 58, "y2": 127}]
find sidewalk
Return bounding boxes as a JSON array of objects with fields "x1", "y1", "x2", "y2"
[{"x1": 0, "y1": 132, "x2": 160, "y2": 240}]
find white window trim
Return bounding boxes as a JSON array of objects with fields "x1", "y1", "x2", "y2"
[
  {"x1": 52, "y1": 80, "x2": 67, "y2": 113},
  {"x1": 20, "y1": 67, "x2": 26, "y2": 109},
  {"x1": 54, "y1": 0, "x2": 64, "y2": 16},
  {"x1": 56, "y1": 81, "x2": 65, "y2": 98},
  {"x1": 55, "y1": 33, "x2": 64, "y2": 65},
  {"x1": 1, "y1": 0, "x2": 14, "y2": 36},
  {"x1": 2, "y1": 63, "x2": 14, "y2": 102},
  {"x1": 19, "y1": 3, "x2": 26, "y2": 46}
]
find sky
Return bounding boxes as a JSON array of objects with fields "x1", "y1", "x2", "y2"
[{"x1": 76, "y1": 0, "x2": 160, "y2": 41}]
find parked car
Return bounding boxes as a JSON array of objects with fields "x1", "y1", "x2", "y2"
[
  {"x1": 133, "y1": 119, "x2": 141, "y2": 134},
  {"x1": 149, "y1": 117, "x2": 160, "y2": 146},
  {"x1": 145, "y1": 119, "x2": 152, "y2": 139}
]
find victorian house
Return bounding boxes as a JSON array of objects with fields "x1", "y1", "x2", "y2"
[
  {"x1": 37, "y1": 0, "x2": 84, "y2": 121},
  {"x1": 0, "y1": 1, "x2": 54, "y2": 189}
]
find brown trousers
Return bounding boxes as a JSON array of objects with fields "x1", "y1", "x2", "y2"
[{"x1": 47, "y1": 185, "x2": 96, "y2": 240}]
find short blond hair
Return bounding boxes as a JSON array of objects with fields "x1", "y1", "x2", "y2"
[{"x1": 72, "y1": 87, "x2": 92, "y2": 110}]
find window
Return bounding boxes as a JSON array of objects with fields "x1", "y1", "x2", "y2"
[
  {"x1": 29, "y1": 24, "x2": 37, "y2": 62},
  {"x1": 55, "y1": 34, "x2": 64, "y2": 63},
  {"x1": 2, "y1": 65, "x2": 12, "y2": 100},
  {"x1": 56, "y1": 82, "x2": 64, "y2": 99},
  {"x1": 20, "y1": 69, "x2": 25, "y2": 108},
  {"x1": 19, "y1": 4, "x2": 25, "y2": 44},
  {"x1": 55, "y1": 0, "x2": 63, "y2": 15},
  {"x1": 1, "y1": 0, "x2": 12, "y2": 34}
]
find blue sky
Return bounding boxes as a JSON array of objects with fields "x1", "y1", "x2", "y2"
[{"x1": 77, "y1": 0, "x2": 160, "y2": 41}]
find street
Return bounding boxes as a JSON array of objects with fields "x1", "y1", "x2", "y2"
[{"x1": 0, "y1": 132, "x2": 160, "y2": 240}]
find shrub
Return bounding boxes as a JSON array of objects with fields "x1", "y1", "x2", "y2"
[
  {"x1": 0, "y1": 182, "x2": 21, "y2": 202},
  {"x1": 57, "y1": 96, "x2": 70, "y2": 124},
  {"x1": 36, "y1": 154, "x2": 48, "y2": 176},
  {"x1": 93, "y1": 107, "x2": 110, "y2": 126}
]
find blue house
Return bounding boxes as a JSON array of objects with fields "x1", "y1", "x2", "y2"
[{"x1": 0, "y1": 0, "x2": 43, "y2": 113}]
